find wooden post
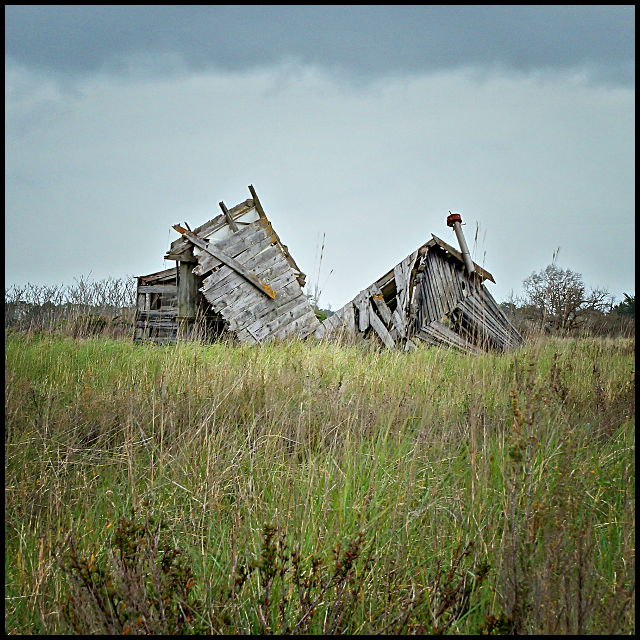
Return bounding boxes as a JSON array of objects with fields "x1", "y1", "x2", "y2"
[
  {"x1": 178, "y1": 261, "x2": 199, "y2": 338},
  {"x1": 248, "y1": 184, "x2": 268, "y2": 221}
]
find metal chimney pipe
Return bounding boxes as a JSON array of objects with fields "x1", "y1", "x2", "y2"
[{"x1": 446, "y1": 212, "x2": 475, "y2": 275}]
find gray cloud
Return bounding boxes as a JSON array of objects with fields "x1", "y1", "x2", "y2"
[
  {"x1": 5, "y1": 65, "x2": 634, "y2": 308},
  {"x1": 5, "y1": 6, "x2": 635, "y2": 309},
  {"x1": 5, "y1": 5, "x2": 635, "y2": 85}
]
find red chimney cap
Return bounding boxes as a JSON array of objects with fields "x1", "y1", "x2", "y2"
[{"x1": 447, "y1": 212, "x2": 462, "y2": 227}]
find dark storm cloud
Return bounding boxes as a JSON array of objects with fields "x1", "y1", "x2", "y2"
[{"x1": 5, "y1": 5, "x2": 635, "y2": 85}]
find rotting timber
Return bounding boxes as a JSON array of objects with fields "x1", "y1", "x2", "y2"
[
  {"x1": 134, "y1": 185, "x2": 319, "y2": 344},
  {"x1": 315, "y1": 214, "x2": 524, "y2": 353}
]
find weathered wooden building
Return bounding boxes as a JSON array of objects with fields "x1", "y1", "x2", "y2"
[
  {"x1": 315, "y1": 214, "x2": 524, "y2": 352},
  {"x1": 134, "y1": 186, "x2": 320, "y2": 343},
  {"x1": 134, "y1": 194, "x2": 522, "y2": 352}
]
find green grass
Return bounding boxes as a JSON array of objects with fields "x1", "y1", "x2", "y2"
[{"x1": 4, "y1": 332, "x2": 635, "y2": 634}]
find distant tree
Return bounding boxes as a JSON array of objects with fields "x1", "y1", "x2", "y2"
[
  {"x1": 522, "y1": 264, "x2": 613, "y2": 333},
  {"x1": 611, "y1": 293, "x2": 635, "y2": 318}
]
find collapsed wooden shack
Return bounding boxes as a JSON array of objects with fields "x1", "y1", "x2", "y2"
[
  {"x1": 134, "y1": 185, "x2": 320, "y2": 343},
  {"x1": 134, "y1": 194, "x2": 522, "y2": 352},
  {"x1": 315, "y1": 214, "x2": 524, "y2": 352}
]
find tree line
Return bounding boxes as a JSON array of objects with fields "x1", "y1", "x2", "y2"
[
  {"x1": 4, "y1": 267, "x2": 634, "y2": 339},
  {"x1": 500, "y1": 263, "x2": 634, "y2": 337}
]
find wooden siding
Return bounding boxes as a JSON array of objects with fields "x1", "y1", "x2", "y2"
[
  {"x1": 191, "y1": 221, "x2": 320, "y2": 343},
  {"x1": 133, "y1": 268, "x2": 179, "y2": 342}
]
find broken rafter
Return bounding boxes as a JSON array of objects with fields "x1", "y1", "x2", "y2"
[{"x1": 219, "y1": 201, "x2": 239, "y2": 232}]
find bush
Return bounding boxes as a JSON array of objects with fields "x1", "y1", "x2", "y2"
[
  {"x1": 59, "y1": 516, "x2": 207, "y2": 635},
  {"x1": 58, "y1": 517, "x2": 498, "y2": 635}
]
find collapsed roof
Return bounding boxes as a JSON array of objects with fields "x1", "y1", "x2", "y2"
[{"x1": 315, "y1": 233, "x2": 524, "y2": 352}]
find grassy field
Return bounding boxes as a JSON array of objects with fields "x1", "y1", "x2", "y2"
[{"x1": 5, "y1": 332, "x2": 635, "y2": 634}]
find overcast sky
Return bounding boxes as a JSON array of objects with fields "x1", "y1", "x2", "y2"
[{"x1": 5, "y1": 5, "x2": 635, "y2": 309}]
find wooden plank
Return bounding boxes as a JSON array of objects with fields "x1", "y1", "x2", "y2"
[
  {"x1": 201, "y1": 227, "x2": 278, "y2": 284},
  {"x1": 197, "y1": 238, "x2": 278, "y2": 294},
  {"x1": 368, "y1": 302, "x2": 396, "y2": 349},
  {"x1": 477, "y1": 286, "x2": 524, "y2": 345},
  {"x1": 403, "y1": 250, "x2": 419, "y2": 332},
  {"x1": 374, "y1": 269, "x2": 396, "y2": 293},
  {"x1": 247, "y1": 184, "x2": 307, "y2": 286},
  {"x1": 419, "y1": 259, "x2": 439, "y2": 323},
  {"x1": 414, "y1": 271, "x2": 433, "y2": 325},
  {"x1": 458, "y1": 293, "x2": 516, "y2": 349},
  {"x1": 193, "y1": 222, "x2": 270, "y2": 275},
  {"x1": 211, "y1": 258, "x2": 296, "y2": 317},
  {"x1": 417, "y1": 320, "x2": 481, "y2": 353},
  {"x1": 400, "y1": 252, "x2": 415, "y2": 305},
  {"x1": 194, "y1": 230, "x2": 268, "y2": 276},
  {"x1": 274, "y1": 310, "x2": 320, "y2": 340},
  {"x1": 447, "y1": 258, "x2": 467, "y2": 303},
  {"x1": 167, "y1": 199, "x2": 254, "y2": 256},
  {"x1": 237, "y1": 301, "x2": 318, "y2": 343},
  {"x1": 434, "y1": 254, "x2": 456, "y2": 316},
  {"x1": 425, "y1": 254, "x2": 446, "y2": 321},
  {"x1": 430, "y1": 253, "x2": 452, "y2": 317},
  {"x1": 173, "y1": 225, "x2": 276, "y2": 300},
  {"x1": 403, "y1": 250, "x2": 418, "y2": 305},
  {"x1": 165, "y1": 251, "x2": 197, "y2": 263},
  {"x1": 461, "y1": 290, "x2": 509, "y2": 339},
  {"x1": 391, "y1": 307, "x2": 405, "y2": 337},
  {"x1": 337, "y1": 302, "x2": 356, "y2": 336},
  {"x1": 394, "y1": 263, "x2": 408, "y2": 315},
  {"x1": 136, "y1": 292, "x2": 147, "y2": 310},
  {"x1": 370, "y1": 288, "x2": 393, "y2": 327},
  {"x1": 219, "y1": 201, "x2": 239, "y2": 232},
  {"x1": 138, "y1": 284, "x2": 178, "y2": 295},
  {"x1": 232, "y1": 281, "x2": 308, "y2": 331},
  {"x1": 245, "y1": 296, "x2": 318, "y2": 341},
  {"x1": 247, "y1": 184, "x2": 268, "y2": 221},
  {"x1": 356, "y1": 292, "x2": 370, "y2": 332},
  {"x1": 457, "y1": 307, "x2": 498, "y2": 346},
  {"x1": 205, "y1": 266, "x2": 298, "y2": 326},
  {"x1": 139, "y1": 267, "x2": 178, "y2": 283},
  {"x1": 136, "y1": 321, "x2": 178, "y2": 331},
  {"x1": 314, "y1": 310, "x2": 340, "y2": 339},
  {"x1": 454, "y1": 304, "x2": 506, "y2": 350},
  {"x1": 225, "y1": 277, "x2": 305, "y2": 332},
  {"x1": 314, "y1": 323, "x2": 327, "y2": 339},
  {"x1": 440, "y1": 259, "x2": 460, "y2": 315},
  {"x1": 389, "y1": 251, "x2": 417, "y2": 337},
  {"x1": 314, "y1": 303, "x2": 352, "y2": 339},
  {"x1": 213, "y1": 267, "x2": 302, "y2": 326},
  {"x1": 137, "y1": 309, "x2": 178, "y2": 318},
  {"x1": 242, "y1": 298, "x2": 310, "y2": 340}
]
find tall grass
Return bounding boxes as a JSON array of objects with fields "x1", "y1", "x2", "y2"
[{"x1": 5, "y1": 333, "x2": 635, "y2": 634}]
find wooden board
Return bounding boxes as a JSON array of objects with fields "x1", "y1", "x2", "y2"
[
  {"x1": 416, "y1": 320, "x2": 481, "y2": 353},
  {"x1": 167, "y1": 199, "x2": 255, "y2": 257},
  {"x1": 193, "y1": 221, "x2": 271, "y2": 275},
  {"x1": 356, "y1": 291, "x2": 370, "y2": 332},
  {"x1": 368, "y1": 302, "x2": 395, "y2": 349},
  {"x1": 192, "y1": 223, "x2": 319, "y2": 343},
  {"x1": 175, "y1": 226, "x2": 276, "y2": 300}
]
